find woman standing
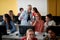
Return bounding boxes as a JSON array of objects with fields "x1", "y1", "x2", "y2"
[{"x1": 32, "y1": 7, "x2": 44, "y2": 33}]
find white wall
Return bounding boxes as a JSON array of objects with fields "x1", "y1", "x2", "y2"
[{"x1": 17, "y1": 0, "x2": 47, "y2": 16}]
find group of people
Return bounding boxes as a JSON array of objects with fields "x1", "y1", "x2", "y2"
[
  {"x1": 17, "y1": 5, "x2": 57, "y2": 40},
  {"x1": 18, "y1": 5, "x2": 56, "y2": 33},
  {"x1": 1, "y1": 5, "x2": 57, "y2": 40}
]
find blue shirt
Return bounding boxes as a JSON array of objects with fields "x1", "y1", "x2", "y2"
[
  {"x1": 2, "y1": 21, "x2": 16, "y2": 33},
  {"x1": 18, "y1": 11, "x2": 33, "y2": 25}
]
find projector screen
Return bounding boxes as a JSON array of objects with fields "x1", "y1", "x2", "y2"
[{"x1": 17, "y1": 0, "x2": 47, "y2": 16}]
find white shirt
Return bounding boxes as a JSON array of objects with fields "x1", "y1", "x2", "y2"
[{"x1": 44, "y1": 20, "x2": 56, "y2": 31}]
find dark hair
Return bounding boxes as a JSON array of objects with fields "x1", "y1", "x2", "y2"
[
  {"x1": 28, "y1": 5, "x2": 32, "y2": 7},
  {"x1": 33, "y1": 7, "x2": 42, "y2": 19},
  {"x1": 4, "y1": 14, "x2": 11, "y2": 22},
  {"x1": 19, "y1": 8, "x2": 24, "y2": 11},
  {"x1": 9, "y1": 10, "x2": 13, "y2": 12},
  {"x1": 33, "y1": 7, "x2": 39, "y2": 13},
  {"x1": 46, "y1": 26, "x2": 56, "y2": 34},
  {"x1": 4, "y1": 14, "x2": 12, "y2": 29},
  {"x1": 46, "y1": 14, "x2": 53, "y2": 20}
]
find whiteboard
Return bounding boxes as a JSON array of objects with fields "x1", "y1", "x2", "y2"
[{"x1": 17, "y1": 0, "x2": 47, "y2": 16}]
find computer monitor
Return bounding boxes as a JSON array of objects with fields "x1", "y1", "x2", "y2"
[
  {"x1": 19, "y1": 26, "x2": 35, "y2": 36},
  {"x1": 54, "y1": 26, "x2": 60, "y2": 36}
]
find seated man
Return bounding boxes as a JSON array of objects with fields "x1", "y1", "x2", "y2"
[
  {"x1": 21, "y1": 29, "x2": 37, "y2": 40},
  {"x1": 44, "y1": 26, "x2": 60, "y2": 40}
]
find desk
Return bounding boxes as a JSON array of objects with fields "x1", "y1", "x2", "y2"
[
  {"x1": 2, "y1": 35, "x2": 22, "y2": 40},
  {"x1": 2, "y1": 33, "x2": 45, "y2": 40}
]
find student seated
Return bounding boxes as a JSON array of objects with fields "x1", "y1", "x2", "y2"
[
  {"x1": 8, "y1": 10, "x2": 15, "y2": 21},
  {"x1": 2, "y1": 14, "x2": 16, "y2": 33},
  {"x1": 21, "y1": 29, "x2": 38, "y2": 40},
  {"x1": 44, "y1": 26, "x2": 59, "y2": 40},
  {"x1": 44, "y1": 14, "x2": 56, "y2": 31}
]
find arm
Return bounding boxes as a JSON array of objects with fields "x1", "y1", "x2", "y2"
[
  {"x1": 32, "y1": 21, "x2": 36, "y2": 26},
  {"x1": 52, "y1": 21, "x2": 56, "y2": 26},
  {"x1": 40, "y1": 20, "x2": 44, "y2": 32},
  {"x1": 44, "y1": 22, "x2": 48, "y2": 27},
  {"x1": 18, "y1": 11, "x2": 25, "y2": 20},
  {"x1": 10, "y1": 21, "x2": 16, "y2": 33}
]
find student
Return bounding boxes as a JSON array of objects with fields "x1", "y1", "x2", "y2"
[
  {"x1": 21, "y1": 29, "x2": 38, "y2": 40},
  {"x1": 44, "y1": 26, "x2": 59, "y2": 40},
  {"x1": 18, "y1": 5, "x2": 33, "y2": 25},
  {"x1": 32, "y1": 7, "x2": 44, "y2": 33},
  {"x1": 44, "y1": 14, "x2": 56, "y2": 31},
  {"x1": 2, "y1": 14, "x2": 16, "y2": 33},
  {"x1": 18, "y1": 8, "x2": 24, "y2": 16},
  {"x1": 8, "y1": 10, "x2": 14, "y2": 21}
]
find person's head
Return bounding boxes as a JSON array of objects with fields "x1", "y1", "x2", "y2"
[
  {"x1": 46, "y1": 26, "x2": 56, "y2": 38},
  {"x1": 32, "y1": 7, "x2": 39, "y2": 13},
  {"x1": 19, "y1": 8, "x2": 24, "y2": 13},
  {"x1": 9, "y1": 10, "x2": 14, "y2": 16},
  {"x1": 27, "y1": 5, "x2": 32, "y2": 12},
  {"x1": 26, "y1": 29, "x2": 35, "y2": 39},
  {"x1": 45, "y1": 14, "x2": 53, "y2": 22},
  {"x1": 3, "y1": 14, "x2": 11, "y2": 22},
  {"x1": 35, "y1": 14, "x2": 41, "y2": 21}
]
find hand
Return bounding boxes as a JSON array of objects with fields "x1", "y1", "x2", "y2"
[{"x1": 45, "y1": 22, "x2": 48, "y2": 25}]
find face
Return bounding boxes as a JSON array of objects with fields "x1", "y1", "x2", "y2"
[
  {"x1": 45, "y1": 16, "x2": 50, "y2": 22},
  {"x1": 20, "y1": 9, "x2": 24, "y2": 13},
  {"x1": 3, "y1": 15, "x2": 6, "y2": 21},
  {"x1": 9, "y1": 12, "x2": 13, "y2": 16},
  {"x1": 27, "y1": 31, "x2": 35, "y2": 39},
  {"x1": 36, "y1": 15, "x2": 40, "y2": 21},
  {"x1": 48, "y1": 30, "x2": 56, "y2": 38},
  {"x1": 27, "y1": 6, "x2": 32, "y2": 12}
]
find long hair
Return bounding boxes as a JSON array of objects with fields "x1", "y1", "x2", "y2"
[
  {"x1": 4, "y1": 14, "x2": 12, "y2": 29},
  {"x1": 33, "y1": 7, "x2": 42, "y2": 19},
  {"x1": 33, "y1": 7, "x2": 39, "y2": 13},
  {"x1": 4, "y1": 14, "x2": 11, "y2": 22}
]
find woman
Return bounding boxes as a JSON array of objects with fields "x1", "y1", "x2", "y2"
[
  {"x1": 8, "y1": 10, "x2": 14, "y2": 21},
  {"x1": 32, "y1": 7, "x2": 44, "y2": 33},
  {"x1": 2, "y1": 14, "x2": 16, "y2": 33},
  {"x1": 44, "y1": 14, "x2": 56, "y2": 31},
  {"x1": 21, "y1": 29, "x2": 37, "y2": 40}
]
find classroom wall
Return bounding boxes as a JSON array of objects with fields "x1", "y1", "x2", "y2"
[
  {"x1": 0, "y1": 0, "x2": 60, "y2": 16},
  {"x1": 48, "y1": 0, "x2": 60, "y2": 16},
  {"x1": 0, "y1": 0, "x2": 18, "y2": 15},
  {"x1": 47, "y1": 0, "x2": 57, "y2": 16},
  {"x1": 17, "y1": 0, "x2": 47, "y2": 16},
  {"x1": 57, "y1": 0, "x2": 60, "y2": 16}
]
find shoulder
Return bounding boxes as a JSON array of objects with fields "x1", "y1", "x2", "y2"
[
  {"x1": 21, "y1": 37, "x2": 26, "y2": 40},
  {"x1": 10, "y1": 21, "x2": 15, "y2": 25},
  {"x1": 10, "y1": 21, "x2": 13, "y2": 23},
  {"x1": 50, "y1": 20, "x2": 55, "y2": 23}
]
